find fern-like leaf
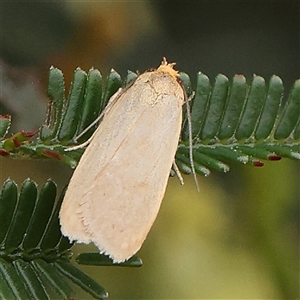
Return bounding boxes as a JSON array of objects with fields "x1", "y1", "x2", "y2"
[
  {"x1": 0, "y1": 179, "x2": 141, "y2": 299},
  {"x1": 0, "y1": 67, "x2": 299, "y2": 175},
  {"x1": 178, "y1": 73, "x2": 300, "y2": 175}
]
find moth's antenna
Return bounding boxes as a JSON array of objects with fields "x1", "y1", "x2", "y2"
[
  {"x1": 75, "y1": 88, "x2": 124, "y2": 142},
  {"x1": 73, "y1": 77, "x2": 138, "y2": 145},
  {"x1": 185, "y1": 90, "x2": 200, "y2": 192},
  {"x1": 65, "y1": 88, "x2": 124, "y2": 152}
]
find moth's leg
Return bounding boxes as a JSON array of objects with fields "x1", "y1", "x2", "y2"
[
  {"x1": 172, "y1": 161, "x2": 184, "y2": 185},
  {"x1": 65, "y1": 133, "x2": 95, "y2": 151}
]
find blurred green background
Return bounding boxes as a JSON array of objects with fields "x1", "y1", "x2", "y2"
[{"x1": 0, "y1": 1, "x2": 299, "y2": 299}]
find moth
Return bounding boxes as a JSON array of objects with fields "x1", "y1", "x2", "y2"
[{"x1": 59, "y1": 58, "x2": 193, "y2": 262}]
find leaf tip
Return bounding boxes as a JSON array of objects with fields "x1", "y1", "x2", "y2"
[
  {"x1": 42, "y1": 149, "x2": 64, "y2": 160},
  {"x1": 0, "y1": 149, "x2": 10, "y2": 156},
  {"x1": 252, "y1": 159, "x2": 264, "y2": 167},
  {"x1": 268, "y1": 153, "x2": 282, "y2": 161},
  {"x1": 0, "y1": 114, "x2": 11, "y2": 119}
]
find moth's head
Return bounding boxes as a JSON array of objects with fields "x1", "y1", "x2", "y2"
[{"x1": 156, "y1": 57, "x2": 179, "y2": 79}]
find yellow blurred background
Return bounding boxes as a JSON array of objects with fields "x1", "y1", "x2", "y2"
[{"x1": 0, "y1": 1, "x2": 299, "y2": 299}]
